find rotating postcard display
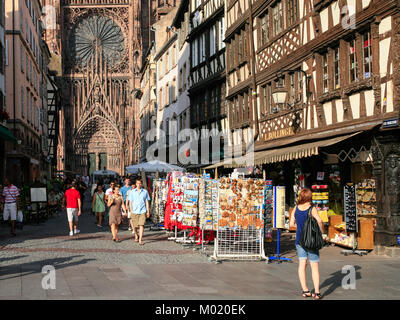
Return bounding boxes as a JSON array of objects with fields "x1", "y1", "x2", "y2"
[
  {"x1": 169, "y1": 172, "x2": 185, "y2": 226},
  {"x1": 344, "y1": 184, "x2": 357, "y2": 233},
  {"x1": 181, "y1": 176, "x2": 200, "y2": 227},
  {"x1": 199, "y1": 178, "x2": 219, "y2": 230},
  {"x1": 211, "y1": 178, "x2": 267, "y2": 262},
  {"x1": 151, "y1": 179, "x2": 167, "y2": 226},
  {"x1": 264, "y1": 181, "x2": 273, "y2": 241}
]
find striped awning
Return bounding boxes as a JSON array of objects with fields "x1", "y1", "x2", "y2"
[{"x1": 206, "y1": 132, "x2": 361, "y2": 169}]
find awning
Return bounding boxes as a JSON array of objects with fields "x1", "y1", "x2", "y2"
[
  {"x1": 0, "y1": 125, "x2": 17, "y2": 142},
  {"x1": 205, "y1": 132, "x2": 361, "y2": 169}
]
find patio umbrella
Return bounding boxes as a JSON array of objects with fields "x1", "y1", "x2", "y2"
[{"x1": 126, "y1": 160, "x2": 186, "y2": 174}]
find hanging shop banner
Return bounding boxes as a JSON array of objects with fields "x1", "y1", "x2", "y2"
[{"x1": 273, "y1": 186, "x2": 286, "y2": 229}]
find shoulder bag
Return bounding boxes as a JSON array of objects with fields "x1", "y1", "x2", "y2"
[{"x1": 299, "y1": 206, "x2": 324, "y2": 251}]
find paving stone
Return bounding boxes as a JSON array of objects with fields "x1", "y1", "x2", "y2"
[{"x1": 2, "y1": 197, "x2": 400, "y2": 299}]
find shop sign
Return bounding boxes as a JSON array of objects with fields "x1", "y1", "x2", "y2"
[
  {"x1": 30, "y1": 158, "x2": 39, "y2": 165},
  {"x1": 265, "y1": 127, "x2": 294, "y2": 141},
  {"x1": 382, "y1": 118, "x2": 399, "y2": 128},
  {"x1": 317, "y1": 172, "x2": 325, "y2": 181}
]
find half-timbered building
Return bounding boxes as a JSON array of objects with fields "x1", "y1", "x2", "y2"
[
  {"x1": 225, "y1": 0, "x2": 400, "y2": 246},
  {"x1": 187, "y1": 0, "x2": 228, "y2": 168}
]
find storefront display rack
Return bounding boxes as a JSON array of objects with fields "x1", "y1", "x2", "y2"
[{"x1": 311, "y1": 184, "x2": 329, "y2": 223}]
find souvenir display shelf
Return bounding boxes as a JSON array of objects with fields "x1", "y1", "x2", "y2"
[
  {"x1": 199, "y1": 179, "x2": 219, "y2": 231},
  {"x1": 264, "y1": 181, "x2": 273, "y2": 241},
  {"x1": 311, "y1": 184, "x2": 329, "y2": 223},
  {"x1": 150, "y1": 179, "x2": 167, "y2": 228}
]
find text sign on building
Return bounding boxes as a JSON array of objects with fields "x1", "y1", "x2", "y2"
[
  {"x1": 265, "y1": 127, "x2": 294, "y2": 141},
  {"x1": 382, "y1": 118, "x2": 399, "y2": 128}
]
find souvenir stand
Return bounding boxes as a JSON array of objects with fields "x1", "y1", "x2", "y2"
[
  {"x1": 334, "y1": 183, "x2": 369, "y2": 256},
  {"x1": 150, "y1": 178, "x2": 168, "y2": 231},
  {"x1": 211, "y1": 178, "x2": 267, "y2": 262},
  {"x1": 198, "y1": 174, "x2": 218, "y2": 253},
  {"x1": 179, "y1": 175, "x2": 201, "y2": 245},
  {"x1": 164, "y1": 171, "x2": 188, "y2": 242},
  {"x1": 264, "y1": 181, "x2": 273, "y2": 242},
  {"x1": 268, "y1": 186, "x2": 292, "y2": 263}
]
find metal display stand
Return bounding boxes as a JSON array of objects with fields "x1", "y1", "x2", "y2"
[
  {"x1": 211, "y1": 178, "x2": 268, "y2": 262},
  {"x1": 341, "y1": 185, "x2": 368, "y2": 256},
  {"x1": 268, "y1": 186, "x2": 291, "y2": 263},
  {"x1": 212, "y1": 228, "x2": 267, "y2": 262},
  {"x1": 28, "y1": 186, "x2": 48, "y2": 223},
  {"x1": 268, "y1": 229, "x2": 292, "y2": 263}
]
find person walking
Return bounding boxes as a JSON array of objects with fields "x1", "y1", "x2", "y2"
[
  {"x1": 107, "y1": 185, "x2": 127, "y2": 242},
  {"x1": 289, "y1": 188, "x2": 325, "y2": 300},
  {"x1": 62, "y1": 180, "x2": 82, "y2": 236},
  {"x1": 2, "y1": 178, "x2": 20, "y2": 237},
  {"x1": 120, "y1": 178, "x2": 132, "y2": 230},
  {"x1": 92, "y1": 184, "x2": 106, "y2": 227},
  {"x1": 125, "y1": 179, "x2": 136, "y2": 234},
  {"x1": 128, "y1": 178, "x2": 150, "y2": 245},
  {"x1": 105, "y1": 181, "x2": 115, "y2": 202}
]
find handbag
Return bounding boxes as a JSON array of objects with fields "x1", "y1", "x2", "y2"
[{"x1": 299, "y1": 206, "x2": 324, "y2": 251}]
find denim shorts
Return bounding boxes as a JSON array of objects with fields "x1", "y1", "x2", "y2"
[{"x1": 296, "y1": 244, "x2": 320, "y2": 263}]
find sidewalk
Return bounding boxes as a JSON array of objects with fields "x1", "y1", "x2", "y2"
[{"x1": 1, "y1": 200, "x2": 399, "y2": 299}]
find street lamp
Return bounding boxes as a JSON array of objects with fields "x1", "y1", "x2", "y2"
[
  {"x1": 272, "y1": 86, "x2": 288, "y2": 106},
  {"x1": 272, "y1": 69, "x2": 311, "y2": 109}
]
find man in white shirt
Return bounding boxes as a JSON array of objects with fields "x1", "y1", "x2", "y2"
[
  {"x1": 125, "y1": 180, "x2": 136, "y2": 233},
  {"x1": 2, "y1": 178, "x2": 20, "y2": 237},
  {"x1": 105, "y1": 181, "x2": 115, "y2": 203}
]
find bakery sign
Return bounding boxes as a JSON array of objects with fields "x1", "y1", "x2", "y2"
[{"x1": 264, "y1": 127, "x2": 294, "y2": 141}]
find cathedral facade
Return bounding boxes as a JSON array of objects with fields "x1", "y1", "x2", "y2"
[{"x1": 58, "y1": 0, "x2": 177, "y2": 175}]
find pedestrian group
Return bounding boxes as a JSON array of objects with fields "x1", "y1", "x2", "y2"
[{"x1": 62, "y1": 176, "x2": 150, "y2": 245}]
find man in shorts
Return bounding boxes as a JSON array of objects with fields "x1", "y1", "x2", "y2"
[
  {"x1": 128, "y1": 178, "x2": 150, "y2": 245},
  {"x1": 2, "y1": 179, "x2": 20, "y2": 237},
  {"x1": 62, "y1": 180, "x2": 82, "y2": 236}
]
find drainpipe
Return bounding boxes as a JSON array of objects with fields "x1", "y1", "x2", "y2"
[
  {"x1": 12, "y1": 0, "x2": 16, "y2": 149},
  {"x1": 248, "y1": 0, "x2": 259, "y2": 142}
]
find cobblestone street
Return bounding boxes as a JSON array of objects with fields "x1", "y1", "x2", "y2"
[{"x1": 0, "y1": 199, "x2": 399, "y2": 300}]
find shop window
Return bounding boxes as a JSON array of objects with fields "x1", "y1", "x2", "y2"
[
  {"x1": 349, "y1": 36, "x2": 358, "y2": 83},
  {"x1": 322, "y1": 52, "x2": 329, "y2": 93},
  {"x1": 362, "y1": 30, "x2": 372, "y2": 79}
]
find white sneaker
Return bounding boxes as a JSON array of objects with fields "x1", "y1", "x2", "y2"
[
  {"x1": 69, "y1": 231, "x2": 74, "y2": 236},
  {"x1": 74, "y1": 229, "x2": 80, "y2": 234}
]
